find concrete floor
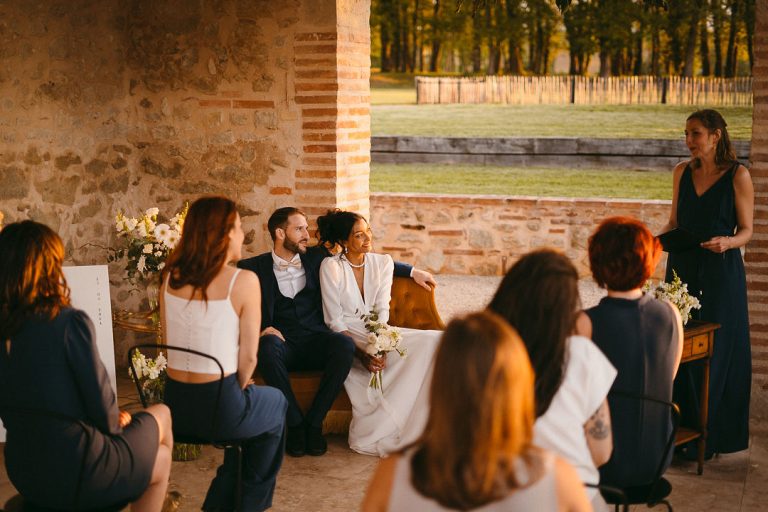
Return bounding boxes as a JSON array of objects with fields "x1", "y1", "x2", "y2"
[{"x1": 1, "y1": 275, "x2": 766, "y2": 511}]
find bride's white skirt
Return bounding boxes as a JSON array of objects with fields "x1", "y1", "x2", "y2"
[{"x1": 344, "y1": 327, "x2": 441, "y2": 457}]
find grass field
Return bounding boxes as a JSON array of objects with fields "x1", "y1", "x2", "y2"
[
  {"x1": 371, "y1": 104, "x2": 753, "y2": 139},
  {"x1": 370, "y1": 163, "x2": 673, "y2": 200}
]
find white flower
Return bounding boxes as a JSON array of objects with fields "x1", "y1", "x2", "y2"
[
  {"x1": 125, "y1": 217, "x2": 138, "y2": 232},
  {"x1": 145, "y1": 207, "x2": 159, "y2": 218},
  {"x1": 158, "y1": 262, "x2": 165, "y2": 270},
  {"x1": 137, "y1": 255, "x2": 147, "y2": 273},
  {"x1": 143, "y1": 244, "x2": 154, "y2": 254},
  {"x1": 154, "y1": 223, "x2": 171, "y2": 244}
]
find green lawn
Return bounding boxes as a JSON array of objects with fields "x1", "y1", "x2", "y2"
[
  {"x1": 371, "y1": 104, "x2": 753, "y2": 140},
  {"x1": 370, "y1": 163, "x2": 673, "y2": 200}
]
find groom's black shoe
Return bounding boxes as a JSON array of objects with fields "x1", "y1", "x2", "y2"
[
  {"x1": 306, "y1": 425, "x2": 328, "y2": 456},
  {"x1": 286, "y1": 423, "x2": 306, "y2": 457}
]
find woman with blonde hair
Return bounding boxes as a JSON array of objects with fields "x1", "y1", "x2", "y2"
[{"x1": 362, "y1": 311, "x2": 590, "y2": 511}]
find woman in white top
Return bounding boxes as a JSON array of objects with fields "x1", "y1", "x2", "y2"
[
  {"x1": 317, "y1": 209, "x2": 441, "y2": 456},
  {"x1": 362, "y1": 311, "x2": 591, "y2": 512},
  {"x1": 160, "y1": 196, "x2": 287, "y2": 511},
  {"x1": 488, "y1": 249, "x2": 617, "y2": 511}
]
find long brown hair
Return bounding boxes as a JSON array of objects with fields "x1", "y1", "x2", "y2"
[
  {"x1": 410, "y1": 311, "x2": 538, "y2": 510},
  {"x1": 163, "y1": 196, "x2": 238, "y2": 302},
  {"x1": 0, "y1": 221, "x2": 71, "y2": 340},
  {"x1": 488, "y1": 249, "x2": 580, "y2": 418},
  {"x1": 687, "y1": 109, "x2": 737, "y2": 167}
]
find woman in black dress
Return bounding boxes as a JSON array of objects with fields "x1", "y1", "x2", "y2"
[
  {"x1": 661, "y1": 109, "x2": 754, "y2": 456},
  {"x1": 0, "y1": 220, "x2": 174, "y2": 511},
  {"x1": 586, "y1": 216, "x2": 683, "y2": 487}
]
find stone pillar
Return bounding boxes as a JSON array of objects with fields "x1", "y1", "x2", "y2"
[
  {"x1": 295, "y1": 0, "x2": 371, "y2": 220},
  {"x1": 749, "y1": 0, "x2": 768, "y2": 414}
]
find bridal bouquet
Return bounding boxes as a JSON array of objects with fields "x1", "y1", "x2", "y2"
[
  {"x1": 110, "y1": 205, "x2": 188, "y2": 284},
  {"x1": 129, "y1": 349, "x2": 167, "y2": 404},
  {"x1": 643, "y1": 270, "x2": 702, "y2": 326},
  {"x1": 360, "y1": 307, "x2": 406, "y2": 390}
]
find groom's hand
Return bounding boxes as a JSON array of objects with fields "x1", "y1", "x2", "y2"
[
  {"x1": 411, "y1": 268, "x2": 437, "y2": 291},
  {"x1": 261, "y1": 326, "x2": 285, "y2": 341}
]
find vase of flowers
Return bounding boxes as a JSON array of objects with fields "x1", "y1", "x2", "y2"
[
  {"x1": 643, "y1": 270, "x2": 702, "y2": 326},
  {"x1": 110, "y1": 205, "x2": 187, "y2": 310},
  {"x1": 359, "y1": 307, "x2": 406, "y2": 390},
  {"x1": 129, "y1": 348, "x2": 202, "y2": 461}
]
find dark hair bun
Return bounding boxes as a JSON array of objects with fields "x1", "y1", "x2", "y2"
[{"x1": 316, "y1": 209, "x2": 364, "y2": 248}]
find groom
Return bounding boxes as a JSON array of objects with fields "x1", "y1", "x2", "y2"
[{"x1": 237, "y1": 207, "x2": 435, "y2": 457}]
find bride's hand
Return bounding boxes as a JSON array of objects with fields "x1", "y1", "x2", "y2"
[{"x1": 357, "y1": 350, "x2": 387, "y2": 373}]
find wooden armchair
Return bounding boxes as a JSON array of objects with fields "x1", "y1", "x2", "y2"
[{"x1": 254, "y1": 276, "x2": 444, "y2": 432}]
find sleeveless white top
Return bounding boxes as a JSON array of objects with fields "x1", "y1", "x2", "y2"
[
  {"x1": 164, "y1": 270, "x2": 241, "y2": 375},
  {"x1": 387, "y1": 449, "x2": 558, "y2": 511}
]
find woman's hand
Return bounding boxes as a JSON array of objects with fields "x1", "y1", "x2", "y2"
[
  {"x1": 356, "y1": 348, "x2": 387, "y2": 372},
  {"x1": 701, "y1": 236, "x2": 732, "y2": 253},
  {"x1": 118, "y1": 410, "x2": 132, "y2": 428}
]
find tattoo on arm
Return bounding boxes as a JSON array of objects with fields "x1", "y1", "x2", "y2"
[{"x1": 587, "y1": 405, "x2": 610, "y2": 440}]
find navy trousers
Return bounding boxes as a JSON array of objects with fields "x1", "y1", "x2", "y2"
[
  {"x1": 164, "y1": 375, "x2": 287, "y2": 511},
  {"x1": 258, "y1": 330, "x2": 354, "y2": 428}
]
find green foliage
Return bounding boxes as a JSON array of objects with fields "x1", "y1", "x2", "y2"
[
  {"x1": 371, "y1": 163, "x2": 674, "y2": 199},
  {"x1": 372, "y1": 0, "x2": 753, "y2": 77}
]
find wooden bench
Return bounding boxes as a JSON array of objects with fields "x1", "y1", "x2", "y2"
[{"x1": 254, "y1": 276, "x2": 445, "y2": 432}]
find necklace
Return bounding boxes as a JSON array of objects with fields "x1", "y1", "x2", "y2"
[{"x1": 344, "y1": 254, "x2": 366, "y2": 268}]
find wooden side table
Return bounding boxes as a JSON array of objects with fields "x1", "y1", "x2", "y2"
[{"x1": 674, "y1": 320, "x2": 720, "y2": 475}]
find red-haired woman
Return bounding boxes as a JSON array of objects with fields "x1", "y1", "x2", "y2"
[
  {"x1": 362, "y1": 311, "x2": 591, "y2": 512},
  {"x1": 586, "y1": 216, "x2": 683, "y2": 488},
  {"x1": 161, "y1": 197, "x2": 287, "y2": 511},
  {"x1": 0, "y1": 221, "x2": 173, "y2": 511}
]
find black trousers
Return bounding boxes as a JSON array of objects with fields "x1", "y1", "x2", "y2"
[{"x1": 258, "y1": 329, "x2": 355, "y2": 428}]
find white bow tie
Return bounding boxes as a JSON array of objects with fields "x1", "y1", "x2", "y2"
[{"x1": 276, "y1": 260, "x2": 302, "y2": 271}]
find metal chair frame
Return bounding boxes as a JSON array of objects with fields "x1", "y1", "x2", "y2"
[
  {"x1": 601, "y1": 389, "x2": 681, "y2": 512},
  {"x1": 127, "y1": 343, "x2": 245, "y2": 511}
]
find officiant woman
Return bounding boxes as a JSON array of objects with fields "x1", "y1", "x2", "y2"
[{"x1": 660, "y1": 108, "x2": 754, "y2": 458}]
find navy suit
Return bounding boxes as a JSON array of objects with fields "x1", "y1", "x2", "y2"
[{"x1": 238, "y1": 246, "x2": 413, "y2": 428}]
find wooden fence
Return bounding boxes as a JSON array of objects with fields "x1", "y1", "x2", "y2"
[{"x1": 415, "y1": 76, "x2": 753, "y2": 106}]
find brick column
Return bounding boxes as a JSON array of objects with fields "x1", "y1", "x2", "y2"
[
  {"x1": 748, "y1": 0, "x2": 768, "y2": 412},
  {"x1": 294, "y1": 0, "x2": 371, "y2": 220}
]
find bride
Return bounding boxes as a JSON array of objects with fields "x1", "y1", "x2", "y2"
[{"x1": 317, "y1": 209, "x2": 441, "y2": 456}]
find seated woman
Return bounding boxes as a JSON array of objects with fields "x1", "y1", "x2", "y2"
[
  {"x1": 0, "y1": 220, "x2": 173, "y2": 511},
  {"x1": 362, "y1": 311, "x2": 591, "y2": 512},
  {"x1": 160, "y1": 197, "x2": 287, "y2": 511},
  {"x1": 488, "y1": 249, "x2": 616, "y2": 511},
  {"x1": 586, "y1": 216, "x2": 683, "y2": 488},
  {"x1": 317, "y1": 209, "x2": 441, "y2": 456}
]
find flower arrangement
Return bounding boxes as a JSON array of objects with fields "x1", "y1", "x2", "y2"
[
  {"x1": 360, "y1": 307, "x2": 406, "y2": 390},
  {"x1": 643, "y1": 270, "x2": 702, "y2": 326},
  {"x1": 110, "y1": 205, "x2": 188, "y2": 284},
  {"x1": 129, "y1": 349, "x2": 167, "y2": 404}
]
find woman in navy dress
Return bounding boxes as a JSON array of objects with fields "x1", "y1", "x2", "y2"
[
  {"x1": 661, "y1": 109, "x2": 754, "y2": 456},
  {"x1": 0, "y1": 220, "x2": 173, "y2": 510}
]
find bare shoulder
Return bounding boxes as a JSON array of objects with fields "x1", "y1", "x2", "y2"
[
  {"x1": 234, "y1": 267, "x2": 261, "y2": 292},
  {"x1": 733, "y1": 164, "x2": 752, "y2": 183},
  {"x1": 673, "y1": 161, "x2": 688, "y2": 177}
]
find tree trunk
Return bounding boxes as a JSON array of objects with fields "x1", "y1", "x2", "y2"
[
  {"x1": 428, "y1": 0, "x2": 441, "y2": 72},
  {"x1": 683, "y1": 2, "x2": 701, "y2": 77},
  {"x1": 411, "y1": 0, "x2": 420, "y2": 73},
  {"x1": 651, "y1": 20, "x2": 661, "y2": 75},
  {"x1": 712, "y1": 0, "x2": 724, "y2": 76},
  {"x1": 507, "y1": 43, "x2": 524, "y2": 74},
  {"x1": 599, "y1": 45, "x2": 610, "y2": 77},
  {"x1": 700, "y1": 15, "x2": 711, "y2": 76},
  {"x1": 725, "y1": 0, "x2": 740, "y2": 77},
  {"x1": 634, "y1": 24, "x2": 644, "y2": 75}
]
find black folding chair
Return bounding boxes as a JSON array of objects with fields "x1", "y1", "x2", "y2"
[
  {"x1": 600, "y1": 390, "x2": 681, "y2": 512},
  {"x1": 0, "y1": 405, "x2": 129, "y2": 512},
  {"x1": 127, "y1": 343, "x2": 245, "y2": 511},
  {"x1": 586, "y1": 483, "x2": 628, "y2": 512}
]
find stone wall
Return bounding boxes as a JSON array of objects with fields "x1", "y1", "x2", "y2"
[
  {"x1": 748, "y1": 1, "x2": 768, "y2": 409},
  {"x1": 370, "y1": 193, "x2": 671, "y2": 278},
  {"x1": 0, "y1": 0, "x2": 371, "y2": 361}
]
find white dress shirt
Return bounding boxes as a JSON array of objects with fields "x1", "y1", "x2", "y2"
[{"x1": 271, "y1": 251, "x2": 306, "y2": 299}]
